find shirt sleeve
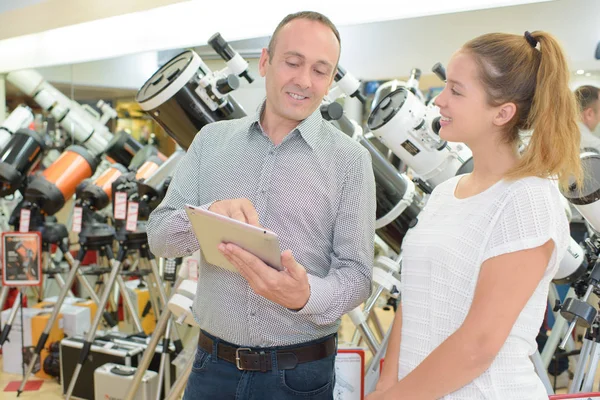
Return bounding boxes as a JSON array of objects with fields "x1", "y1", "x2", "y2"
[
  {"x1": 147, "y1": 130, "x2": 212, "y2": 258},
  {"x1": 293, "y1": 148, "x2": 377, "y2": 325},
  {"x1": 481, "y1": 180, "x2": 568, "y2": 271}
]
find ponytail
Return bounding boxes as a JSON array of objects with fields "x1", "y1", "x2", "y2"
[{"x1": 463, "y1": 31, "x2": 582, "y2": 190}]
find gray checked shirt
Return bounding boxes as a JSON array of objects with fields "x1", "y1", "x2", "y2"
[{"x1": 147, "y1": 102, "x2": 376, "y2": 347}]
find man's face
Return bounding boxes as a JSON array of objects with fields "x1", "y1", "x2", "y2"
[{"x1": 259, "y1": 18, "x2": 340, "y2": 124}]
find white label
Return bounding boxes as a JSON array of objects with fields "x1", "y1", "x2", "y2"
[
  {"x1": 19, "y1": 209, "x2": 31, "y2": 232},
  {"x1": 114, "y1": 192, "x2": 128, "y2": 220},
  {"x1": 126, "y1": 202, "x2": 139, "y2": 231},
  {"x1": 72, "y1": 206, "x2": 83, "y2": 233}
]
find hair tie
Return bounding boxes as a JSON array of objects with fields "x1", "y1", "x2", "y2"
[{"x1": 524, "y1": 31, "x2": 538, "y2": 48}]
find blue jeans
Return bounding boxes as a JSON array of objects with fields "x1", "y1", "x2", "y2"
[{"x1": 182, "y1": 332, "x2": 337, "y2": 400}]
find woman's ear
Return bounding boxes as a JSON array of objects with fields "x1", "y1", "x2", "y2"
[{"x1": 493, "y1": 102, "x2": 517, "y2": 127}]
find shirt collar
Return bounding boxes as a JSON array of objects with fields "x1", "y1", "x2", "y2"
[
  {"x1": 247, "y1": 99, "x2": 322, "y2": 150},
  {"x1": 578, "y1": 121, "x2": 592, "y2": 136}
]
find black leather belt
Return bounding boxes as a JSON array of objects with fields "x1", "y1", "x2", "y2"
[{"x1": 198, "y1": 331, "x2": 336, "y2": 372}]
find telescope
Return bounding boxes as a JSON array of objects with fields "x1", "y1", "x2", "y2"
[{"x1": 136, "y1": 33, "x2": 252, "y2": 150}]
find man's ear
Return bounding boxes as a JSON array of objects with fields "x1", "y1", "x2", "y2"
[
  {"x1": 492, "y1": 102, "x2": 517, "y2": 127},
  {"x1": 582, "y1": 107, "x2": 594, "y2": 124},
  {"x1": 258, "y1": 48, "x2": 269, "y2": 78}
]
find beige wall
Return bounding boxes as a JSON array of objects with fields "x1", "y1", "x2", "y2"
[{"x1": 0, "y1": 0, "x2": 189, "y2": 40}]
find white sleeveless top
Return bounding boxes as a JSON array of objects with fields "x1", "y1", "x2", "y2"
[{"x1": 398, "y1": 175, "x2": 569, "y2": 399}]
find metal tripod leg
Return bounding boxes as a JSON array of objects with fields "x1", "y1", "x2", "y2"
[
  {"x1": 364, "y1": 321, "x2": 392, "y2": 395},
  {"x1": 542, "y1": 286, "x2": 577, "y2": 368},
  {"x1": 166, "y1": 352, "x2": 194, "y2": 400},
  {"x1": 351, "y1": 286, "x2": 385, "y2": 345},
  {"x1": 143, "y1": 253, "x2": 183, "y2": 346},
  {"x1": 531, "y1": 350, "x2": 554, "y2": 395},
  {"x1": 0, "y1": 291, "x2": 22, "y2": 346},
  {"x1": 0, "y1": 285, "x2": 10, "y2": 331},
  {"x1": 15, "y1": 245, "x2": 86, "y2": 396},
  {"x1": 124, "y1": 277, "x2": 183, "y2": 400},
  {"x1": 570, "y1": 337, "x2": 592, "y2": 393},
  {"x1": 581, "y1": 339, "x2": 600, "y2": 392},
  {"x1": 111, "y1": 252, "x2": 144, "y2": 334},
  {"x1": 348, "y1": 308, "x2": 379, "y2": 355},
  {"x1": 65, "y1": 245, "x2": 125, "y2": 400}
]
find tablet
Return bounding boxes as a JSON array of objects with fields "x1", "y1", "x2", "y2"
[{"x1": 184, "y1": 204, "x2": 283, "y2": 273}]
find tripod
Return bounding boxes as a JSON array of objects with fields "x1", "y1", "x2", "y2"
[
  {"x1": 15, "y1": 217, "x2": 143, "y2": 396},
  {"x1": 569, "y1": 320, "x2": 600, "y2": 393},
  {"x1": 0, "y1": 220, "x2": 101, "y2": 345},
  {"x1": 64, "y1": 221, "x2": 181, "y2": 400}
]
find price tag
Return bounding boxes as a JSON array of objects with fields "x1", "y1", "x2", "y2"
[
  {"x1": 126, "y1": 202, "x2": 139, "y2": 231},
  {"x1": 19, "y1": 209, "x2": 31, "y2": 233},
  {"x1": 114, "y1": 192, "x2": 127, "y2": 220},
  {"x1": 72, "y1": 206, "x2": 83, "y2": 233}
]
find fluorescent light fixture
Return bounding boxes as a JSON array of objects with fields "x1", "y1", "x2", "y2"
[
  {"x1": 0, "y1": 0, "x2": 554, "y2": 72},
  {"x1": 585, "y1": 72, "x2": 592, "y2": 76},
  {"x1": 577, "y1": 70, "x2": 585, "y2": 75}
]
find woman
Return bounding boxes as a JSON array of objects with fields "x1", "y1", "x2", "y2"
[{"x1": 367, "y1": 31, "x2": 582, "y2": 400}]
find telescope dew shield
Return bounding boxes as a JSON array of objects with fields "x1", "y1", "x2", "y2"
[
  {"x1": 105, "y1": 131, "x2": 144, "y2": 167},
  {"x1": 0, "y1": 105, "x2": 34, "y2": 150},
  {"x1": 77, "y1": 163, "x2": 128, "y2": 210},
  {"x1": 357, "y1": 135, "x2": 421, "y2": 253},
  {"x1": 554, "y1": 237, "x2": 589, "y2": 284},
  {"x1": 26, "y1": 146, "x2": 98, "y2": 215},
  {"x1": 368, "y1": 87, "x2": 464, "y2": 188},
  {"x1": 136, "y1": 50, "x2": 246, "y2": 150},
  {"x1": 138, "y1": 150, "x2": 184, "y2": 207},
  {"x1": 562, "y1": 153, "x2": 600, "y2": 232},
  {"x1": 0, "y1": 129, "x2": 45, "y2": 196},
  {"x1": 135, "y1": 156, "x2": 163, "y2": 181}
]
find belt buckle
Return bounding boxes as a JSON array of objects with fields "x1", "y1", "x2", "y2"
[{"x1": 236, "y1": 348, "x2": 252, "y2": 370}]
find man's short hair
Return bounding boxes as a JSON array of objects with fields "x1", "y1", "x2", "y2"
[
  {"x1": 267, "y1": 11, "x2": 341, "y2": 62},
  {"x1": 575, "y1": 85, "x2": 600, "y2": 112}
]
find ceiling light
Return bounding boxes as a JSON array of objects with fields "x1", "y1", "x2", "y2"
[{"x1": 576, "y1": 70, "x2": 585, "y2": 75}]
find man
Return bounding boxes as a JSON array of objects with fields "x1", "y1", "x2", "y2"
[
  {"x1": 147, "y1": 11, "x2": 376, "y2": 400},
  {"x1": 575, "y1": 85, "x2": 600, "y2": 153}
]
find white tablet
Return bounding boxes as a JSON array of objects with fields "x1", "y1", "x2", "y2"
[{"x1": 184, "y1": 204, "x2": 283, "y2": 273}]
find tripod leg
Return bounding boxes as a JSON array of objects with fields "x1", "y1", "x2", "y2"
[
  {"x1": 15, "y1": 247, "x2": 87, "y2": 397},
  {"x1": 115, "y1": 273, "x2": 144, "y2": 333},
  {"x1": 166, "y1": 352, "x2": 194, "y2": 400},
  {"x1": 348, "y1": 308, "x2": 379, "y2": 355},
  {"x1": 364, "y1": 323, "x2": 392, "y2": 395},
  {"x1": 64, "y1": 245, "x2": 126, "y2": 400},
  {"x1": 570, "y1": 336, "x2": 592, "y2": 393},
  {"x1": 143, "y1": 254, "x2": 183, "y2": 350},
  {"x1": 0, "y1": 291, "x2": 22, "y2": 346},
  {"x1": 542, "y1": 286, "x2": 577, "y2": 368},
  {"x1": 581, "y1": 339, "x2": 600, "y2": 392},
  {"x1": 0, "y1": 285, "x2": 10, "y2": 331},
  {"x1": 123, "y1": 277, "x2": 183, "y2": 400}
]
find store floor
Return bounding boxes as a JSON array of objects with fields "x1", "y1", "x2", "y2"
[{"x1": 0, "y1": 308, "x2": 589, "y2": 399}]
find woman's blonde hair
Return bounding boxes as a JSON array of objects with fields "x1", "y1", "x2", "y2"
[{"x1": 462, "y1": 31, "x2": 582, "y2": 190}]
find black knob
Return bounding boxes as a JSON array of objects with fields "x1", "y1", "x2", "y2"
[
  {"x1": 216, "y1": 75, "x2": 240, "y2": 95},
  {"x1": 240, "y1": 71, "x2": 254, "y2": 84},
  {"x1": 320, "y1": 102, "x2": 343, "y2": 121},
  {"x1": 352, "y1": 90, "x2": 366, "y2": 104}
]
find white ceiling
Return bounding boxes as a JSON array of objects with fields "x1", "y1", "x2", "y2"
[
  {"x1": 2, "y1": 0, "x2": 599, "y2": 97},
  {"x1": 190, "y1": 0, "x2": 600, "y2": 80}
]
